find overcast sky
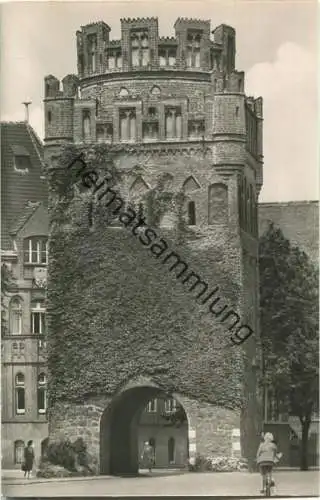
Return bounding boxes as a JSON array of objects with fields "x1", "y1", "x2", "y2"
[{"x1": 0, "y1": 0, "x2": 318, "y2": 202}]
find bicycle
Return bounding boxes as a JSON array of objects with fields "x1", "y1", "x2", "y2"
[
  {"x1": 261, "y1": 453, "x2": 282, "y2": 497},
  {"x1": 264, "y1": 470, "x2": 273, "y2": 497}
]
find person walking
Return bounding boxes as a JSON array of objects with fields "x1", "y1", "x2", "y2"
[
  {"x1": 141, "y1": 441, "x2": 154, "y2": 473},
  {"x1": 23, "y1": 440, "x2": 35, "y2": 479}
]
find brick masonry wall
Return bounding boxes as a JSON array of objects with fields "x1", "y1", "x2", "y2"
[{"x1": 48, "y1": 386, "x2": 241, "y2": 474}]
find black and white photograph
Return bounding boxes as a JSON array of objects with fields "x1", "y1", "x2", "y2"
[{"x1": 1, "y1": 0, "x2": 318, "y2": 497}]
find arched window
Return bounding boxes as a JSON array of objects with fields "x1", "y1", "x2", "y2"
[
  {"x1": 14, "y1": 440, "x2": 25, "y2": 464},
  {"x1": 187, "y1": 201, "x2": 196, "y2": 226},
  {"x1": 38, "y1": 373, "x2": 47, "y2": 414},
  {"x1": 31, "y1": 301, "x2": 46, "y2": 335},
  {"x1": 23, "y1": 236, "x2": 48, "y2": 264},
  {"x1": 9, "y1": 297, "x2": 23, "y2": 334},
  {"x1": 119, "y1": 87, "x2": 129, "y2": 98},
  {"x1": 168, "y1": 437, "x2": 175, "y2": 464},
  {"x1": 208, "y1": 183, "x2": 228, "y2": 225},
  {"x1": 15, "y1": 373, "x2": 25, "y2": 414},
  {"x1": 150, "y1": 85, "x2": 161, "y2": 97}
]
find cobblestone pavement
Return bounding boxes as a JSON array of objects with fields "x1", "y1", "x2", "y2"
[{"x1": 2, "y1": 469, "x2": 319, "y2": 497}]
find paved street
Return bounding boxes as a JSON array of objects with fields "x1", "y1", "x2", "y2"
[{"x1": 2, "y1": 469, "x2": 319, "y2": 497}]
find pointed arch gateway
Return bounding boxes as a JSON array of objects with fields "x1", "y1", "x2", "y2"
[{"x1": 99, "y1": 378, "x2": 192, "y2": 475}]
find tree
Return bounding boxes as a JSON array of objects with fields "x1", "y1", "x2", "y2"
[
  {"x1": 259, "y1": 223, "x2": 319, "y2": 470},
  {"x1": 1, "y1": 262, "x2": 15, "y2": 337}
]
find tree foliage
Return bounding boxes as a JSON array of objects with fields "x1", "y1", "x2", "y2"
[
  {"x1": 259, "y1": 223, "x2": 319, "y2": 469},
  {"x1": 46, "y1": 144, "x2": 245, "y2": 408}
]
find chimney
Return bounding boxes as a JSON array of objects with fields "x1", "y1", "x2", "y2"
[{"x1": 22, "y1": 101, "x2": 32, "y2": 123}]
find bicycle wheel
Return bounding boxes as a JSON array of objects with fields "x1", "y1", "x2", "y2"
[{"x1": 265, "y1": 477, "x2": 271, "y2": 497}]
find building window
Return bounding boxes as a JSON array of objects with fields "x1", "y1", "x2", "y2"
[
  {"x1": 107, "y1": 49, "x2": 122, "y2": 69},
  {"x1": 31, "y1": 301, "x2": 46, "y2": 335},
  {"x1": 47, "y1": 111, "x2": 52, "y2": 123},
  {"x1": 9, "y1": 297, "x2": 23, "y2": 335},
  {"x1": 188, "y1": 120, "x2": 205, "y2": 139},
  {"x1": 14, "y1": 440, "x2": 25, "y2": 464},
  {"x1": 130, "y1": 31, "x2": 149, "y2": 67},
  {"x1": 23, "y1": 237, "x2": 48, "y2": 265},
  {"x1": 82, "y1": 110, "x2": 91, "y2": 141},
  {"x1": 15, "y1": 373, "x2": 25, "y2": 414},
  {"x1": 143, "y1": 122, "x2": 159, "y2": 141},
  {"x1": 187, "y1": 32, "x2": 201, "y2": 68},
  {"x1": 187, "y1": 201, "x2": 196, "y2": 226},
  {"x1": 164, "y1": 398, "x2": 177, "y2": 413},
  {"x1": 119, "y1": 108, "x2": 136, "y2": 142},
  {"x1": 97, "y1": 126, "x2": 104, "y2": 143},
  {"x1": 38, "y1": 373, "x2": 47, "y2": 414},
  {"x1": 97, "y1": 123, "x2": 113, "y2": 143},
  {"x1": 168, "y1": 437, "x2": 175, "y2": 464},
  {"x1": 165, "y1": 107, "x2": 182, "y2": 139},
  {"x1": 159, "y1": 47, "x2": 176, "y2": 67},
  {"x1": 14, "y1": 156, "x2": 30, "y2": 173},
  {"x1": 146, "y1": 399, "x2": 157, "y2": 412},
  {"x1": 88, "y1": 34, "x2": 97, "y2": 73}
]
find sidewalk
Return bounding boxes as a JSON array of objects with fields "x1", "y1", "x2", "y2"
[
  {"x1": 2, "y1": 467, "x2": 184, "y2": 485},
  {"x1": 2, "y1": 469, "x2": 319, "y2": 497}
]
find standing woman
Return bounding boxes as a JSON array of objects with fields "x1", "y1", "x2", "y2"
[
  {"x1": 141, "y1": 441, "x2": 154, "y2": 473},
  {"x1": 23, "y1": 440, "x2": 35, "y2": 479}
]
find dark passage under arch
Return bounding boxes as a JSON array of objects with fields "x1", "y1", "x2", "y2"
[{"x1": 99, "y1": 386, "x2": 188, "y2": 476}]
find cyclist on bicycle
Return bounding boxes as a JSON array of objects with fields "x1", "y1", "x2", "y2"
[{"x1": 256, "y1": 432, "x2": 279, "y2": 494}]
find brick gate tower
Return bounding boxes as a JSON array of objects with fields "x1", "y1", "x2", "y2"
[{"x1": 44, "y1": 18, "x2": 263, "y2": 474}]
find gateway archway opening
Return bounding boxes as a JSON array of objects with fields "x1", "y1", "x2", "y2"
[{"x1": 100, "y1": 385, "x2": 189, "y2": 476}]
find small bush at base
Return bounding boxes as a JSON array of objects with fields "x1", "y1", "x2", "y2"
[
  {"x1": 188, "y1": 455, "x2": 248, "y2": 472},
  {"x1": 37, "y1": 438, "x2": 96, "y2": 477}
]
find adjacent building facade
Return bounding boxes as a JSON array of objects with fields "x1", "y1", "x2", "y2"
[{"x1": 1, "y1": 121, "x2": 49, "y2": 468}]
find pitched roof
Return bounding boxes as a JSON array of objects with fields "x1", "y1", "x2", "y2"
[
  {"x1": 9, "y1": 201, "x2": 41, "y2": 235},
  {"x1": 258, "y1": 200, "x2": 319, "y2": 263},
  {"x1": 1, "y1": 122, "x2": 48, "y2": 250}
]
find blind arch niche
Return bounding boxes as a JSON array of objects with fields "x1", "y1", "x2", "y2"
[{"x1": 208, "y1": 183, "x2": 228, "y2": 225}]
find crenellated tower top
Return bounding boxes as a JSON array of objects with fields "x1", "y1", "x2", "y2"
[{"x1": 75, "y1": 17, "x2": 237, "y2": 78}]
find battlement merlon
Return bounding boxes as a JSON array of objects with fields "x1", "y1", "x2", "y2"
[
  {"x1": 246, "y1": 96, "x2": 263, "y2": 119},
  {"x1": 44, "y1": 74, "x2": 79, "y2": 99}
]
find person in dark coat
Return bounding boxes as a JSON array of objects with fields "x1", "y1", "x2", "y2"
[
  {"x1": 141, "y1": 441, "x2": 154, "y2": 473},
  {"x1": 23, "y1": 440, "x2": 35, "y2": 479}
]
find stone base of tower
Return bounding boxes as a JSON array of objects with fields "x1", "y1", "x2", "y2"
[{"x1": 47, "y1": 385, "x2": 251, "y2": 476}]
